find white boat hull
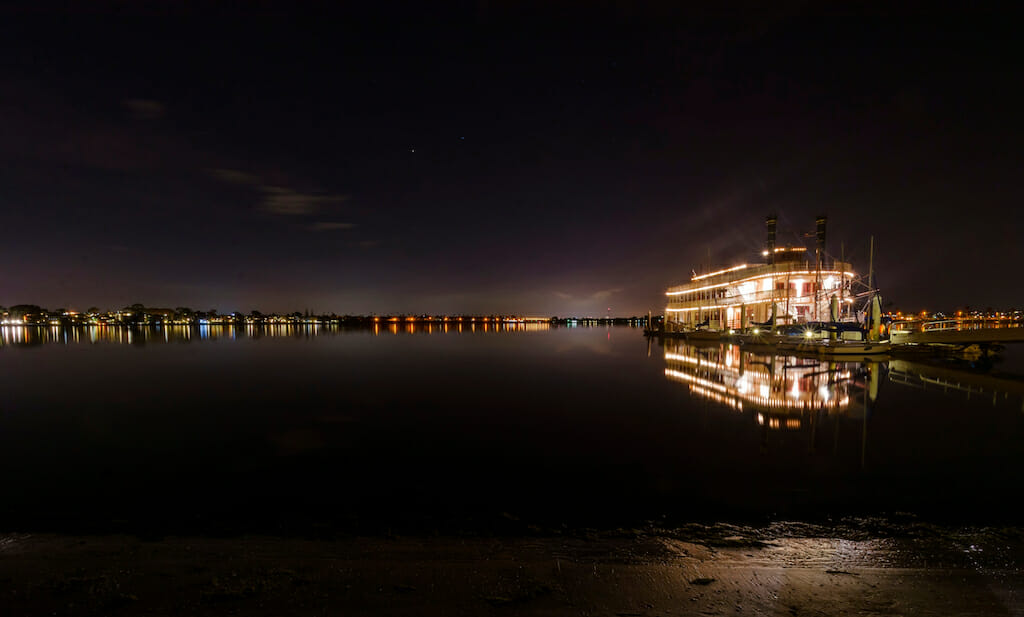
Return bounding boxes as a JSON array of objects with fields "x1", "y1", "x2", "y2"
[{"x1": 814, "y1": 341, "x2": 891, "y2": 356}]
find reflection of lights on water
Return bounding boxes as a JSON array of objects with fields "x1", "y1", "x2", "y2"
[
  {"x1": 691, "y1": 384, "x2": 743, "y2": 410},
  {"x1": 666, "y1": 368, "x2": 849, "y2": 412},
  {"x1": 664, "y1": 341, "x2": 855, "y2": 419},
  {"x1": 755, "y1": 414, "x2": 801, "y2": 429},
  {"x1": 0, "y1": 322, "x2": 553, "y2": 345},
  {"x1": 664, "y1": 352, "x2": 718, "y2": 369},
  {"x1": 665, "y1": 368, "x2": 728, "y2": 393}
]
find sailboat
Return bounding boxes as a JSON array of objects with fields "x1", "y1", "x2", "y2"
[{"x1": 814, "y1": 236, "x2": 891, "y2": 357}]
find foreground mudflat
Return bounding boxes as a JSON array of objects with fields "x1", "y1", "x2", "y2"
[{"x1": 3, "y1": 524, "x2": 1023, "y2": 616}]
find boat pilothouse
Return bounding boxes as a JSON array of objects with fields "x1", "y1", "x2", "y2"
[{"x1": 664, "y1": 216, "x2": 864, "y2": 335}]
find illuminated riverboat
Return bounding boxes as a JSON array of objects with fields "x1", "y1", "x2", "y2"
[{"x1": 664, "y1": 217, "x2": 857, "y2": 333}]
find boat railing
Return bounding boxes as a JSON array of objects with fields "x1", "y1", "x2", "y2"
[
  {"x1": 891, "y1": 319, "x2": 960, "y2": 334},
  {"x1": 667, "y1": 261, "x2": 853, "y2": 296},
  {"x1": 921, "y1": 319, "x2": 959, "y2": 332},
  {"x1": 666, "y1": 286, "x2": 855, "y2": 309}
]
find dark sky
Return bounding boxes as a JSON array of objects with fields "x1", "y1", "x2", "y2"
[{"x1": 1, "y1": 2, "x2": 1021, "y2": 315}]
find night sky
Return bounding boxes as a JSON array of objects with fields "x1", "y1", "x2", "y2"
[{"x1": 2, "y1": 2, "x2": 1021, "y2": 316}]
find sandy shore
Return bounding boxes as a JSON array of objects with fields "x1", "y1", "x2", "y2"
[{"x1": 4, "y1": 524, "x2": 1024, "y2": 616}]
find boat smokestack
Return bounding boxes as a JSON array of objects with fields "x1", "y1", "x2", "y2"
[{"x1": 765, "y1": 215, "x2": 777, "y2": 264}]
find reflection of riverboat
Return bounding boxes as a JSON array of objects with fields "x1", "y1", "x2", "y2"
[
  {"x1": 661, "y1": 338, "x2": 884, "y2": 468},
  {"x1": 661, "y1": 338, "x2": 864, "y2": 422}
]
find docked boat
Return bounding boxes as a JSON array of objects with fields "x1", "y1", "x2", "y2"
[
  {"x1": 661, "y1": 216, "x2": 889, "y2": 354},
  {"x1": 809, "y1": 282, "x2": 890, "y2": 356},
  {"x1": 730, "y1": 330, "x2": 787, "y2": 347},
  {"x1": 663, "y1": 216, "x2": 856, "y2": 335},
  {"x1": 685, "y1": 323, "x2": 724, "y2": 341},
  {"x1": 812, "y1": 339, "x2": 891, "y2": 356}
]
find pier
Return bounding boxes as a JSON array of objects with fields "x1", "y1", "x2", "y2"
[
  {"x1": 893, "y1": 327, "x2": 1024, "y2": 345},
  {"x1": 644, "y1": 326, "x2": 1024, "y2": 359}
]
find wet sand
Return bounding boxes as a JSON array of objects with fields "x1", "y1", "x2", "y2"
[{"x1": 4, "y1": 523, "x2": 1023, "y2": 616}]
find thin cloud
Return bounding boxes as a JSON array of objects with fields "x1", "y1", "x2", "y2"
[
  {"x1": 554, "y1": 288, "x2": 622, "y2": 302},
  {"x1": 307, "y1": 221, "x2": 355, "y2": 232},
  {"x1": 589, "y1": 288, "x2": 623, "y2": 302},
  {"x1": 209, "y1": 168, "x2": 349, "y2": 216},
  {"x1": 123, "y1": 98, "x2": 166, "y2": 120},
  {"x1": 261, "y1": 186, "x2": 347, "y2": 216},
  {"x1": 210, "y1": 168, "x2": 261, "y2": 185}
]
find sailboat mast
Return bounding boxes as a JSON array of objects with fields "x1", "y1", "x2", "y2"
[
  {"x1": 867, "y1": 236, "x2": 876, "y2": 341},
  {"x1": 840, "y1": 241, "x2": 845, "y2": 321},
  {"x1": 815, "y1": 216, "x2": 826, "y2": 322},
  {"x1": 868, "y1": 236, "x2": 874, "y2": 294}
]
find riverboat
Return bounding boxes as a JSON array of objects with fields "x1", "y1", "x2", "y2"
[
  {"x1": 661, "y1": 216, "x2": 891, "y2": 355},
  {"x1": 664, "y1": 216, "x2": 857, "y2": 334}
]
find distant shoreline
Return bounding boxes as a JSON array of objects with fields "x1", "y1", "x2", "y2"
[{"x1": 0, "y1": 316, "x2": 650, "y2": 327}]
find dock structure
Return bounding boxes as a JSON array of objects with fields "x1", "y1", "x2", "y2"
[{"x1": 894, "y1": 328, "x2": 1024, "y2": 346}]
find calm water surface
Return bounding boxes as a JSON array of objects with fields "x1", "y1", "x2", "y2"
[{"x1": 3, "y1": 324, "x2": 1024, "y2": 533}]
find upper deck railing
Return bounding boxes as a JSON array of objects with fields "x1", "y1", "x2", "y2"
[{"x1": 666, "y1": 260, "x2": 854, "y2": 297}]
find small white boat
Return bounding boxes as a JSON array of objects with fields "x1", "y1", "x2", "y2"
[
  {"x1": 813, "y1": 339, "x2": 891, "y2": 356},
  {"x1": 685, "y1": 329, "x2": 723, "y2": 342},
  {"x1": 810, "y1": 239, "x2": 890, "y2": 357}
]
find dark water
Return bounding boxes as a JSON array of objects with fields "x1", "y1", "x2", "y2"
[{"x1": 3, "y1": 324, "x2": 1024, "y2": 534}]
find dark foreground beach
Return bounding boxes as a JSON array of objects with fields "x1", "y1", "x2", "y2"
[{"x1": 4, "y1": 520, "x2": 1024, "y2": 616}]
